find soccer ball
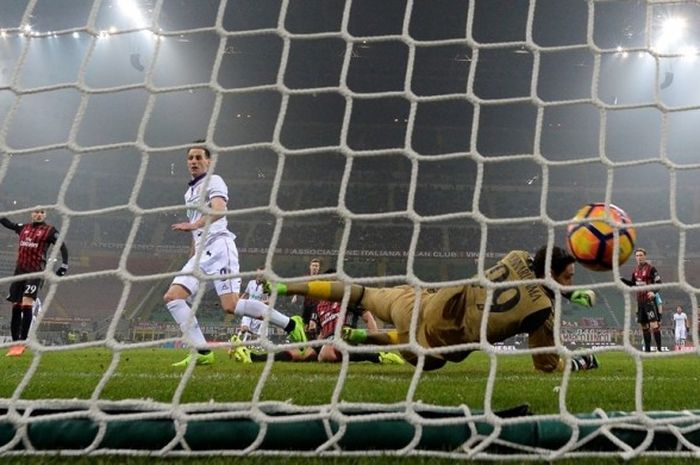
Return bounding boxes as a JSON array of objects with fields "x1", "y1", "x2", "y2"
[{"x1": 566, "y1": 203, "x2": 636, "y2": 271}]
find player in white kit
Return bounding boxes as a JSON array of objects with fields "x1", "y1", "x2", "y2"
[
  {"x1": 239, "y1": 268, "x2": 268, "y2": 340},
  {"x1": 672, "y1": 305, "x2": 689, "y2": 351},
  {"x1": 229, "y1": 268, "x2": 267, "y2": 362},
  {"x1": 164, "y1": 142, "x2": 306, "y2": 367}
]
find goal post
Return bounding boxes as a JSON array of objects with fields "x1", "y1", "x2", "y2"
[{"x1": 0, "y1": 0, "x2": 699, "y2": 459}]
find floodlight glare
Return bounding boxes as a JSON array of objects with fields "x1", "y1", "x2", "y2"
[
  {"x1": 117, "y1": 0, "x2": 149, "y2": 29},
  {"x1": 656, "y1": 16, "x2": 687, "y2": 51},
  {"x1": 662, "y1": 17, "x2": 687, "y2": 34}
]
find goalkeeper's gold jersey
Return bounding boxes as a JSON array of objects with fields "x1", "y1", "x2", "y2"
[{"x1": 363, "y1": 250, "x2": 554, "y2": 362}]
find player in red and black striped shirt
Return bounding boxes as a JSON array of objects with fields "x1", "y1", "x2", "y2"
[{"x1": 1, "y1": 209, "x2": 68, "y2": 355}]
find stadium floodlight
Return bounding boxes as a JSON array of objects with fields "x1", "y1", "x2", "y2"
[
  {"x1": 0, "y1": 30, "x2": 6, "y2": 39},
  {"x1": 72, "y1": 31, "x2": 80, "y2": 38},
  {"x1": 661, "y1": 16, "x2": 687, "y2": 37},
  {"x1": 655, "y1": 16, "x2": 688, "y2": 54},
  {"x1": 117, "y1": 0, "x2": 149, "y2": 29}
]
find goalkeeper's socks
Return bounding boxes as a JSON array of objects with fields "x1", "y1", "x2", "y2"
[
  {"x1": 19, "y1": 305, "x2": 33, "y2": 340},
  {"x1": 10, "y1": 304, "x2": 22, "y2": 341},
  {"x1": 350, "y1": 352, "x2": 381, "y2": 364}
]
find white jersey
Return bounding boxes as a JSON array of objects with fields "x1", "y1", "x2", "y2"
[
  {"x1": 673, "y1": 312, "x2": 688, "y2": 339},
  {"x1": 244, "y1": 280, "x2": 267, "y2": 302},
  {"x1": 185, "y1": 174, "x2": 235, "y2": 251}
]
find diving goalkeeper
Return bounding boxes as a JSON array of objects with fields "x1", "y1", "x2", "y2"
[{"x1": 268, "y1": 246, "x2": 598, "y2": 373}]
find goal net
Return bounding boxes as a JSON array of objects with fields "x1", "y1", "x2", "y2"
[{"x1": 0, "y1": 0, "x2": 699, "y2": 459}]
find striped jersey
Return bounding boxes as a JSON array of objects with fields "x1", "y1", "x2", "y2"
[{"x1": 5, "y1": 221, "x2": 59, "y2": 273}]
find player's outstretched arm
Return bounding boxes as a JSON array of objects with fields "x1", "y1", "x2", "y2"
[
  {"x1": 0, "y1": 217, "x2": 22, "y2": 233},
  {"x1": 50, "y1": 230, "x2": 69, "y2": 276}
]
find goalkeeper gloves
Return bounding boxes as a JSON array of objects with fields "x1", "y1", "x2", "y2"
[
  {"x1": 342, "y1": 326, "x2": 367, "y2": 345},
  {"x1": 55, "y1": 263, "x2": 68, "y2": 277},
  {"x1": 570, "y1": 289, "x2": 596, "y2": 307},
  {"x1": 263, "y1": 282, "x2": 287, "y2": 296}
]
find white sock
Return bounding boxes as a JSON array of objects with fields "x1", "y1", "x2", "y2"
[
  {"x1": 167, "y1": 299, "x2": 208, "y2": 350},
  {"x1": 32, "y1": 298, "x2": 42, "y2": 326},
  {"x1": 234, "y1": 299, "x2": 290, "y2": 330}
]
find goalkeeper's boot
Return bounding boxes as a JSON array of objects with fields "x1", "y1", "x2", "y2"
[
  {"x1": 288, "y1": 315, "x2": 307, "y2": 345},
  {"x1": 172, "y1": 351, "x2": 215, "y2": 367},
  {"x1": 586, "y1": 354, "x2": 599, "y2": 369},
  {"x1": 342, "y1": 327, "x2": 367, "y2": 345},
  {"x1": 378, "y1": 352, "x2": 405, "y2": 365},
  {"x1": 6, "y1": 344, "x2": 26, "y2": 357},
  {"x1": 571, "y1": 354, "x2": 599, "y2": 371}
]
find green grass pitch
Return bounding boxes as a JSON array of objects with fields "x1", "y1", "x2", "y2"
[
  {"x1": 1, "y1": 348, "x2": 698, "y2": 412},
  {"x1": 0, "y1": 348, "x2": 699, "y2": 464}
]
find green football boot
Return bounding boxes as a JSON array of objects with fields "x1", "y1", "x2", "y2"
[
  {"x1": 288, "y1": 315, "x2": 307, "y2": 344},
  {"x1": 379, "y1": 352, "x2": 405, "y2": 365},
  {"x1": 172, "y1": 351, "x2": 215, "y2": 367}
]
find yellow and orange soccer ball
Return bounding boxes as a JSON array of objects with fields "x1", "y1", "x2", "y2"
[{"x1": 566, "y1": 203, "x2": 637, "y2": 271}]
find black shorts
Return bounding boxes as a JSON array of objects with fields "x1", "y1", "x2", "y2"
[
  {"x1": 7, "y1": 278, "x2": 43, "y2": 303},
  {"x1": 637, "y1": 301, "x2": 660, "y2": 325}
]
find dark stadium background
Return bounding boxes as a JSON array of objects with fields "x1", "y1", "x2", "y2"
[{"x1": 0, "y1": 0, "x2": 698, "y2": 347}]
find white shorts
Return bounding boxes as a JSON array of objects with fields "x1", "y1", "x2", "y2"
[
  {"x1": 241, "y1": 315, "x2": 264, "y2": 336},
  {"x1": 675, "y1": 327, "x2": 687, "y2": 341},
  {"x1": 172, "y1": 235, "x2": 241, "y2": 296}
]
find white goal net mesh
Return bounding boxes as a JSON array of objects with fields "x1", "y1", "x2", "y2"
[{"x1": 0, "y1": 0, "x2": 699, "y2": 459}]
